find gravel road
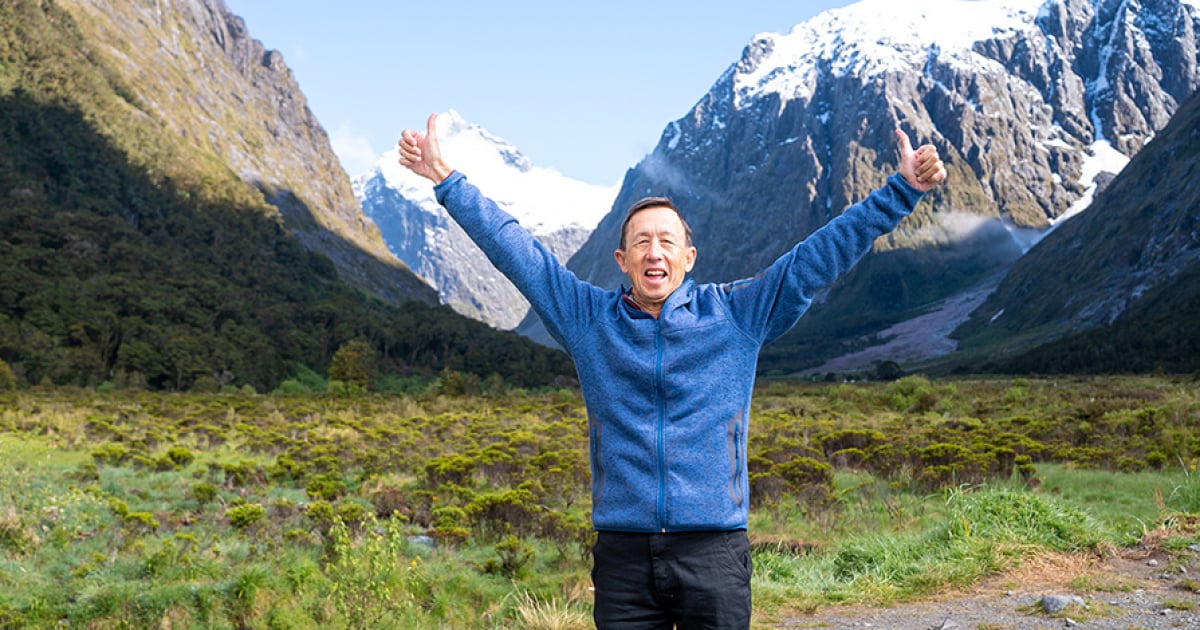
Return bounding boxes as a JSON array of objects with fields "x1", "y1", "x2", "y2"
[{"x1": 771, "y1": 546, "x2": 1200, "y2": 629}]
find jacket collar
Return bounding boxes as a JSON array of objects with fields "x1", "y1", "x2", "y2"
[{"x1": 620, "y1": 279, "x2": 695, "y2": 318}]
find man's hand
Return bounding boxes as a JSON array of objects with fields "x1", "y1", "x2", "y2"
[
  {"x1": 398, "y1": 113, "x2": 453, "y2": 183},
  {"x1": 896, "y1": 129, "x2": 946, "y2": 193}
]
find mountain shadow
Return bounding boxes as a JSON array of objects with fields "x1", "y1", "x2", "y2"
[{"x1": 0, "y1": 92, "x2": 574, "y2": 390}]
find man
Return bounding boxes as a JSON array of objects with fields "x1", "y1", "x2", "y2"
[{"x1": 399, "y1": 113, "x2": 946, "y2": 629}]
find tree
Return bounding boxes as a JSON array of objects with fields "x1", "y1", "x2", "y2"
[
  {"x1": 328, "y1": 340, "x2": 377, "y2": 391},
  {"x1": 0, "y1": 357, "x2": 16, "y2": 391},
  {"x1": 876, "y1": 360, "x2": 904, "y2": 381}
]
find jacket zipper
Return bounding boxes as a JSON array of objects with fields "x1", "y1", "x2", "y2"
[{"x1": 655, "y1": 319, "x2": 667, "y2": 532}]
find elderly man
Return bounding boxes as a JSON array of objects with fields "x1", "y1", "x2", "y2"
[{"x1": 399, "y1": 113, "x2": 946, "y2": 629}]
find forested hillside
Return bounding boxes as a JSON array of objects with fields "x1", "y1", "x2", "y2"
[
  {"x1": 0, "y1": 0, "x2": 574, "y2": 391},
  {"x1": 950, "y1": 87, "x2": 1200, "y2": 376}
]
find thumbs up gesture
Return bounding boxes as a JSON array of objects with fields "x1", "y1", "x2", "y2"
[{"x1": 896, "y1": 130, "x2": 946, "y2": 192}]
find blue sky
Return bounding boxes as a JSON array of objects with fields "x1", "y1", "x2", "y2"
[{"x1": 224, "y1": 1, "x2": 854, "y2": 186}]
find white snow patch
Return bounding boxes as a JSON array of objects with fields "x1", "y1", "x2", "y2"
[
  {"x1": 363, "y1": 110, "x2": 617, "y2": 236},
  {"x1": 733, "y1": 0, "x2": 1047, "y2": 108},
  {"x1": 1053, "y1": 140, "x2": 1129, "y2": 226}
]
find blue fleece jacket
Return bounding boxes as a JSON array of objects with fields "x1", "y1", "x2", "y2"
[{"x1": 434, "y1": 171, "x2": 923, "y2": 533}]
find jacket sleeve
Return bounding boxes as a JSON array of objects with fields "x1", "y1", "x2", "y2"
[
  {"x1": 725, "y1": 173, "x2": 924, "y2": 343},
  {"x1": 434, "y1": 171, "x2": 601, "y2": 350}
]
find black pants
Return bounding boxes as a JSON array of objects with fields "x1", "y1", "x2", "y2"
[{"x1": 591, "y1": 530, "x2": 752, "y2": 629}]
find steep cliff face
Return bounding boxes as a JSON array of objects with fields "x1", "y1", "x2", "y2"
[
  {"x1": 57, "y1": 0, "x2": 435, "y2": 304},
  {"x1": 952, "y1": 85, "x2": 1200, "y2": 365},
  {"x1": 545, "y1": 0, "x2": 1199, "y2": 370},
  {"x1": 573, "y1": 0, "x2": 1197, "y2": 286}
]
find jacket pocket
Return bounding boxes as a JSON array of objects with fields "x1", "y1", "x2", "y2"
[{"x1": 727, "y1": 413, "x2": 744, "y2": 506}]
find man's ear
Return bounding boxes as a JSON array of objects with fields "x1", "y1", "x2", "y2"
[
  {"x1": 614, "y1": 248, "x2": 628, "y2": 274},
  {"x1": 684, "y1": 246, "x2": 697, "y2": 273}
]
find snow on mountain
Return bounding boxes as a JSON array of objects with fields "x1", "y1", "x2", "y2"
[
  {"x1": 734, "y1": 0, "x2": 1049, "y2": 108},
  {"x1": 360, "y1": 110, "x2": 615, "y2": 236},
  {"x1": 353, "y1": 110, "x2": 618, "y2": 330}
]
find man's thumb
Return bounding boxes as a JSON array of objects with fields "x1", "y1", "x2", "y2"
[
  {"x1": 895, "y1": 129, "x2": 914, "y2": 157},
  {"x1": 426, "y1": 112, "x2": 439, "y2": 137}
]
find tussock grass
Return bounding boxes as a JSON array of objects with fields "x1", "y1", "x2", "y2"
[{"x1": 0, "y1": 376, "x2": 1197, "y2": 627}]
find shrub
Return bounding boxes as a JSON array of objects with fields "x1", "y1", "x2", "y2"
[
  {"x1": 776, "y1": 457, "x2": 834, "y2": 503},
  {"x1": 430, "y1": 506, "x2": 470, "y2": 547},
  {"x1": 165, "y1": 446, "x2": 195, "y2": 467},
  {"x1": 227, "y1": 503, "x2": 266, "y2": 530},
  {"x1": 480, "y1": 535, "x2": 533, "y2": 578},
  {"x1": 886, "y1": 375, "x2": 941, "y2": 413},
  {"x1": 875, "y1": 360, "x2": 903, "y2": 381},
  {"x1": 335, "y1": 501, "x2": 370, "y2": 528},
  {"x1": 0, "y1": 506, "x2": 35, "y2": 553},
  {"x1": 306, "y1": 473, "x2": 346, "y2": 501},
  {"x1": 329, "y1": 340, "x2": 378, "y2": 391},
  {"x1": 218, "y1": 460, "x2": 261, "y2": 487},
  {"x1": 467, "y1": 483, "x2": 543, "y2": 537},
  {"x1": 267, "y1": 454, "x2": 306, "y2": 482},
  {"x1": 92, "y1": 442, "x2": 129, "y2": 466},
  {"x1": 306, "y1": 500, "x2": 337, "y2": 533},
  {"x1": 191, "y1": 375, "x2": 220, "y2": 393},
  {"x1": 291, "y1": 364, "x2": 329, "y2": 392},
  {"x1": 748, "y1": 455, "x2": 787, "y2": 507},
  {"x1": 192, "y1": 482, "x2": 218, "y2": 504},
  {"x1": 0, "y1": 358, "x2": 17, "y2": 391},
  {"x1": 1015, "y1": 455, "x2": 1037, "y2": 481},
  {"x1": 124, "y1": 511, "x2": 160, "y2": 532},
  {"x1": 821, "y1": 429, "x2": 886, "y2": 458},
  {"x1": 424, "y1": 454, "x2": 477, "y2": 487}
]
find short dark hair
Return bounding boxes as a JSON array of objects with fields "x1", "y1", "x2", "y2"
[{"x1": 618, "y1": 196, "x2": 693, "y2": 250}]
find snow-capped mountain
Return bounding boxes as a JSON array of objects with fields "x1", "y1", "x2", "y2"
[
  {"x1": 354, "y1": 110, "x2": 617, "y2": 329},
  {"x1": 534, "y1": 0, "x2": 1199, "y2": 370}
]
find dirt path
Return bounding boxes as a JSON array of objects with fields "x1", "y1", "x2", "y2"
[{"x1": 769, "y1": 546, "x2": 1200, "y2": 629}]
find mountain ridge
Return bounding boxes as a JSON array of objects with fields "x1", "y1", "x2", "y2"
[
  {"x1": 520, "y1": 0, "x2": 1200, "y2": 372},
  {"x1": 355, "y1": 111, "x2": 616, "y2": 329},
  {"x1": 0, "y1": 0, "x2": 575, "y2": 390},
  {"x1": 55, "y1": 0, "x2": 436, "y2": 304}
]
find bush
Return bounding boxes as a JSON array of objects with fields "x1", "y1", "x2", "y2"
[
  {"x1": 329, "y1": 340, "x2": 377, "y2": 391},
  {"x1": 227, "y1": 503, "x2": 266, "y2": 530},
  {"x1": 480, "y1": 535, "x2": 533, "y2": 577},
  {"x1": 164, "y1": 446, "x2": 195, "y2": 468},
  {"x1": 306, "y1": 473, "x2": 347, "y2": 501},
  {"x1": 275, "y1": 364, "x2": 327, "y2": 394},
  {"x1": 0, "y1": 358, "x2": 15, "y2": 391},
  {"x1": 92, "y1": 443, "x2": 130, "y2": 466},
  {"x1": 192, "y1": 482, "x2": 218, "y2": 504}
]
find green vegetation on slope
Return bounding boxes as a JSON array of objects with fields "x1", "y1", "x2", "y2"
[{"x1": 0, "y1": 0, "x2": 574, "y2": 391}]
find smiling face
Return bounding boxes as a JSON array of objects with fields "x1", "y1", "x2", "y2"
[{"x1": 614, "y1": 205, "x2": 697, "y2": 318}]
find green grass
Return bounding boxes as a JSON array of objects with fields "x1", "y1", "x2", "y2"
[{"x1": 0, "y1": 376, "x2": 1198, "y2": 628}]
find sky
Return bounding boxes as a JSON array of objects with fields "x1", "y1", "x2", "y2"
[{"x1": 223, "y1": 1, "x2": 854, "y2": 186}]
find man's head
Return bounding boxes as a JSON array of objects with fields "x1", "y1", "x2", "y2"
[{"x1": 614, "y1": 197, "x2": 697, "y2": 317}]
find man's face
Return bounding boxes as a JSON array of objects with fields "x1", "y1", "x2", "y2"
[{"x1": 614, "y1": 206, "x2": 696, "y2": 315}]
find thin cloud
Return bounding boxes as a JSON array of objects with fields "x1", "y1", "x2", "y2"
[{"x1": 329, "y1": 122, "x2": 377, "y2": 177}]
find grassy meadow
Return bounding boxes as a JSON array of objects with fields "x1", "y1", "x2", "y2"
[{"x1": 1, "y1": 374, "x2": 1199, "y2": 628}]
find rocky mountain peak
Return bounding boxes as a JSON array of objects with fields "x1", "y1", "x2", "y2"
[
  {"x1": 533, "y1": 0, "x2": 1200, "y2": 368},
  {"x1": 355, "y1": 112, "x2": 617, "y2": 330},
  {"x1": 57, "y1": 0, "x2": 435, "y2": 304}
]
